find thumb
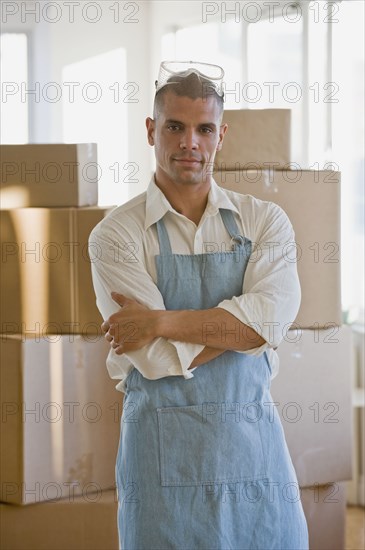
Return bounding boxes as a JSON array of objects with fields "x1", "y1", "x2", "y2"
[{"x1": 111, "y1": 291, "x2": 131, "y2": 306}]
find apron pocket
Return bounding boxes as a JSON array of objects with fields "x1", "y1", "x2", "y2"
[{"x1": 157, "y1": 404, "x2": 267, "y2": 487}]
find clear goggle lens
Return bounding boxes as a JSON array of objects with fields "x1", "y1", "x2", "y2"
[{"x1": 155, "y1": 60, "x2": 225, "y2": 97}]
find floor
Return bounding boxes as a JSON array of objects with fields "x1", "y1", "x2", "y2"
[{"x1": 346, "y1": 506, "x2": 365, "y2": 549}]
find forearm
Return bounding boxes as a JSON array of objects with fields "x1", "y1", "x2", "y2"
[{"x1": 156, "y1": 307, "x2": 266, "y2": 352}]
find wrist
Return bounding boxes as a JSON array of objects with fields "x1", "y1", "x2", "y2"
[
  {"x1": 154, "y1": 309, "x2": 172, "y2": 339},
  {"x1": 154, "y1": 309, "x2": 183, "y2": 340}
]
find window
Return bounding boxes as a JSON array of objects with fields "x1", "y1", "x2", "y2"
[
  {"x1": 247, "y1": 13, "x2": 303, "y2": 164},
  {"x1": 63, "y1": 48, "x2": 128, "y2": 206},
  {"x1": 332, "y1": 1, "x2": 364, "y2": 320},
  {"x1": 0, "y1": 33, "x2": 29, "y2": 143}
]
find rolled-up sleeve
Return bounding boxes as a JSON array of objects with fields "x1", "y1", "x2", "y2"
[
  {"x1": 89, "y1": 217, "x2": 204, "y2": 382},
  {"x1": 216, "y1": 202, "x2": 301, "y2": 351}
]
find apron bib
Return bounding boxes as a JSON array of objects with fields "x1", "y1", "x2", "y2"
[{"x1": 116, "y1": 209, "x2": 309, "y2": 550}]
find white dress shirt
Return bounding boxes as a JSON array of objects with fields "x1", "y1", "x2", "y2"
[{"x1": 89, "y1": 177, "x2": 301, "y2": 391}]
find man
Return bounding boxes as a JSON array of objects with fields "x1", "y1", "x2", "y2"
[{"x1": 89, "y1": 61, "x2": 309, "y2": 549}]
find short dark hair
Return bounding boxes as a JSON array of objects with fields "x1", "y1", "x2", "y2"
[{"x1": 153, "y1": 72, "x2": 224, "y2": 120}]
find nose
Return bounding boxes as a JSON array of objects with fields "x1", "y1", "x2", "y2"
[{"x1": 179, "y1": 129, "x2": 199, "y2": 150}]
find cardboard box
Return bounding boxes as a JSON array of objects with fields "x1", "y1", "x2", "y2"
[
  {"x1": 0, "y1": 144, "x2": 98, "y2": 207},
  {"x1": 271, "y1": 326, "x2": 353, "y2": 488},
  {"x1": 214, "y1": 169, "x2": 341, "y2": 328},
  {"x1": 0, "y1": 489, "x2": 119, "y2": 549},
  {"x1": 1, "y1": 207, "x2": 112, "y2": 335},
  {"x1": 301, "y1": 483, "x2": 346, "y2": 550},
  {"x1": 0, "y1": 336, "x2": 122, "y2": 504},
  {"x1": 215, "y1": 109, "x2": 291, "y2": 169}
]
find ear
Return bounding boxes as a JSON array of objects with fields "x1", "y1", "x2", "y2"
[
  {"x1": 217, "y1": 123, "x2": 228, "y2": 151},
  {"x1": 146, "y1": 117, "x2": 155, "y2": 146}
]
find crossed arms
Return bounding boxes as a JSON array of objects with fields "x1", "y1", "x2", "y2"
[
  {"x1": 102, "y1": 292, "x2": 266, "y2": 369},
  {"x1": 89, "y1": 202, "x2": 301, "y2": 378}
]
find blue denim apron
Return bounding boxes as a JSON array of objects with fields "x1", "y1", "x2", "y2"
[{"x1": 116, "y1": 209, "x2": 309, "y2": 549}]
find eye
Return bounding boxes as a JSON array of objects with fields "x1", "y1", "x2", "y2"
[
  {"x1": 200, "y1": 126, "x2": 214, "y2": 134},
  {"x1": 167, "y1": 124, "x2": 181, "y2": 132}
]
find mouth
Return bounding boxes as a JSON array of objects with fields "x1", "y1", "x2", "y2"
[{"x1": 173, "y1": 157, "x2": 202, "y2": 166}]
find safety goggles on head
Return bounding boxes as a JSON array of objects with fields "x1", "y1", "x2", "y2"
[{"x1": 155, "y1": 61, "x2": 225, "y2": 97}]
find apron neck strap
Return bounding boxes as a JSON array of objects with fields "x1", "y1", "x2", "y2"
[
  {"x1": 156, "y1": 217, "x2": 172, "y2": 254},
  {"x1": 219, "y1": 209, "x2": 241, "y2": 240}
]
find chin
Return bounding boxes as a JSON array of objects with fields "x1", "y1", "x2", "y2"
[{"x1": 177, "y1": 174, "x2": 209, "y2": 186}]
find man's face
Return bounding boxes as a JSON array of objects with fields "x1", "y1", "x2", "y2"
[{"x1": 146, "y1": 91, "x2": 227, "y2": 187}]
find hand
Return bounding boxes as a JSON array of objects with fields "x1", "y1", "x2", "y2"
[{"x1": 101, "y1": 292, "x2": 158, "y2": 354}]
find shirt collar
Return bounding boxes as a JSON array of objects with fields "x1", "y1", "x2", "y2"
[
  {"x1": 144, "y1": 175, "x2": 240, "y2": 230},
  {"x1": 144, "y1": 176, "x2": 173, "y2": 230},
  {"x1": 206, "y1": 177, "x2": 240, "y2": 216}
]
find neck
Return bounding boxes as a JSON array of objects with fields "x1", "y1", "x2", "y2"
[{"x1": 155, "y1": 175, "x2": 211, "y2": 225}]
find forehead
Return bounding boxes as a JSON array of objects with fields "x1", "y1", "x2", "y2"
[{"x1": 157, "y1": 92, "x2": 222, "y2": 124}]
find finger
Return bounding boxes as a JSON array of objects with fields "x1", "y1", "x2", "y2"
[
  {"x1": 108, "y1": 323, "x2": 120, "y2": 339},
  {"x1": 111, "y1": 291, "x2": 129, "y2": 306},
  {"x1": 101, "y1": 321, "x2": 110, "y2": 333},
  {"x1": 111, "y1": 291, "x2": 138, "y2": 307},
  {"x1": 114, "y1": 342, "x2": 141, "y2": 354},
  {"x1": 104, "y1": 332, "x2": 113, "y2": 343}
]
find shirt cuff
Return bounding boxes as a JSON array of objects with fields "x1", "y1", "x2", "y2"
[
  {"x1": 168, "y1": 340, "x2": 205, "y2": 379},
  {"x1": 216, "y1": 298, "x2": 282, "y2": 349}
]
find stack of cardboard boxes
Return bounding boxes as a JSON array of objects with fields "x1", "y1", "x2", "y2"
[
  {"x1": 0, "y1": 145, "x2": 119, "y2": 549},
  {"x1": 214, "y1": 110, "x2": 352, "y2": 550}
]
